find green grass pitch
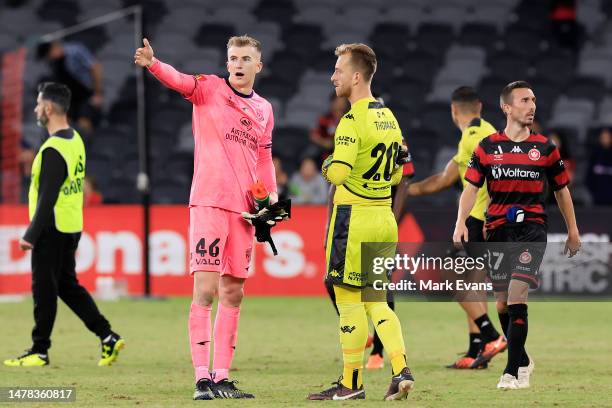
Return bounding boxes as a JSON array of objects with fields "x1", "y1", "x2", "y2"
[{"x1": 2, "y1": 297, "x2": 611, "y2": 407}]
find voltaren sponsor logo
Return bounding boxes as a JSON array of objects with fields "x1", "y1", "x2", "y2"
[{"x1": 492, "y1": 167, "x2": 540, "y2": 180}]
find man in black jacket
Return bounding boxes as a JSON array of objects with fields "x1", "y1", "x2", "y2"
[{"x1": 4, "y1": 82, "x2": 123, "y2": 367}]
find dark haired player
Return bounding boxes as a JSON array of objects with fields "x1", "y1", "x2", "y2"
[
  {"x1": 407, "y1": 86, "x2": 505, "y2": 369},
  {"x1": 453, "y1": 81, "x2": 581, "y2": 389},
  {"x1": 4, "y1": 82, "x2": 123, "y2": 368}
]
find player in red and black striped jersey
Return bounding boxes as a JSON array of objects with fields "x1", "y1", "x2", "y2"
[
  {"x1": 464, "y1": 126, "x2": 569, "y2": 231},
  {"x1": 453, "y1": 81, "x2": 581, "y2": 390}
]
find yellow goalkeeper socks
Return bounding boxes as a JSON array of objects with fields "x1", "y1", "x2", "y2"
[
  {"x1": 342, "y1": 367, "x2": 363, "y2": 391},
  {"x1": 334, "y1": 285, "x2": 367, "y2": 389},
  {"x1": 365, "y1": 301, "x2": 407, "y2": 375}
]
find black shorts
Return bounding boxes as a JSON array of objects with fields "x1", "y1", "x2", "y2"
[
  {"x1": 485, "y1": 222, "x2": 547, "y2": 291},
  {"x1": 442, "y1": 216, "x2": 487, "y2": 289}
]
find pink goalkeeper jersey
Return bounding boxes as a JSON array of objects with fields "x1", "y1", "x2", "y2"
[{"x1": 148, "y1": 59, "x2": 276, "y2": 213}]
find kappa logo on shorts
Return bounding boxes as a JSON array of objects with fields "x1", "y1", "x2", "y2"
[
  {"x1": 340, "y1": 325, "x2": 356, "y2": 333},
  {"x1": 329, "y1": 269, "x2": 341, "y2": 278},
  {"x1": 519, "y1": 251, "x2": 532, "y2": 264}
]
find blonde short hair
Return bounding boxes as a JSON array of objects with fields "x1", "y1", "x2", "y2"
[
  {"x1": 227, "y1": 35, "x2": 262, "y2": 54},
  {"x1": 335, "y1": 43, "x2": 377, "y2": 82}
]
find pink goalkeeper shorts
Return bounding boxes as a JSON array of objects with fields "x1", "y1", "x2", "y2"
[{"x1": 189, "y1": 206, "x2": 254, "y2": 278}]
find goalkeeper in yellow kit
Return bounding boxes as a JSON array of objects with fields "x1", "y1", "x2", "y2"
[{"x1": 307, "y1": 43, "x2": 414, "y2": 401}]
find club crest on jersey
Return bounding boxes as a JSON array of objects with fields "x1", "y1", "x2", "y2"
[
  {"x1": 528, "y1": 148, "x2": 540, "y2": 161},
  {"x1": 519, "y1": 251, "x2": 532, "y2": 264},
  {"x1": 494, "y1": 145, "x2": 503, "y2": 161}
]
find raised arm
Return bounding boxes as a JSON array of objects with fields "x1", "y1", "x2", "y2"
[
  {"x1": 408, "y1": 159, "x2": 459, "y2": 196},
  {"x1": 134, "y1": 38, "x2": 196, "y2": 96}
]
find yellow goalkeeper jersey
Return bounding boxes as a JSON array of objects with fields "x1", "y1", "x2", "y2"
[
  {"x1": 452, "y1": 117, "x2": 496, "y2": 221},
  {"x1": 331, "y1": 97, "x2": 403, "y2": 206}
]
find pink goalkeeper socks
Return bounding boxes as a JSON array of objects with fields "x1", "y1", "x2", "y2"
[
  {"x1": 189, "y1": 303, "x2": 212, "y2": 382},
  {"x1": 212, "y1": 303, "x2": 241, "y2": 381}
]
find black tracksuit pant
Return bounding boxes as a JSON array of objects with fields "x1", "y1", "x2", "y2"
[{"x1": 31, "y1": 225, "x2": 111, "y2": 353}]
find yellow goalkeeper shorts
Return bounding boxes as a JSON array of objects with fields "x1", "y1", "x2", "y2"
[{"x1": 325, "y1": 204, "x2": 397, "y2": 288}]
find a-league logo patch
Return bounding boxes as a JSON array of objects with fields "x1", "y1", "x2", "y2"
[
  {"x1": 528, "y1": 148, "x2": 540, "y2": 161},
  {"x1": 519, "y1": 251, "x2": 532, "y2": 264}
]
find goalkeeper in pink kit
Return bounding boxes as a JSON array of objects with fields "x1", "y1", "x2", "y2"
[{"x1": 134, "y1": 35, "x2": 289, "y2": 400}]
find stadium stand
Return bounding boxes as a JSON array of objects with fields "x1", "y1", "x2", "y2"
[{"x1": 2, "y1": 0, "x2": 610, "y2": 206}]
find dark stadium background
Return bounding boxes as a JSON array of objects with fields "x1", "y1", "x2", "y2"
[
  {"x1": 1, "y1": 0, "x2": 611, "y2": 298},
  {"x1": 1, "y1": 3, "x2": 612, "y2": 406}
]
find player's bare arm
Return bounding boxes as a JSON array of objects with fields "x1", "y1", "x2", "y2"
[
  {"x1": 554, "y1": 186, "x2": 581, "y2": 257},
  {"x1": 453, "y1": 183, "x2": 478, "y2": 245},
  {"x1": 408, "y1": 159, "x2": 460, "y2": 196},
  {"x1": 392, "y1": 176, "x2": 410, "y2": 223}
]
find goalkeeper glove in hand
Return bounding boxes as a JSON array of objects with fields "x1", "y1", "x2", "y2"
[
  {"x1": 396, "y1": 145, "x2": 411, "y2": 167},
  {"x1": 241, "y1": 199, "x2": 291, "y2": 255},
  {"x1": 322, "y1": 155, "x2": 333, "y2": 182}
]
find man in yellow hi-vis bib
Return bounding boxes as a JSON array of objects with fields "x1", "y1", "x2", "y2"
[
  {"x1": 4, "y1": 82, "x2": 123, "y2": 368},
  {"x1": 308, "y1": 44, "x2": 414, "y2": 401}
]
